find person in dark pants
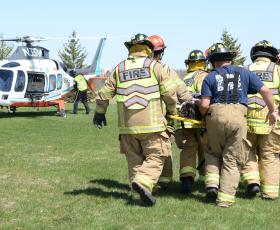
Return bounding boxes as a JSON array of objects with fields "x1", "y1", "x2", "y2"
[{"x1": 70, "y1": 70, "x2": 90, "y2": 114}]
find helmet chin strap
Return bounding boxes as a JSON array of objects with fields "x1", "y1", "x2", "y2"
[{"x1": 160, "y1": 51, "x2": 164, "y2": 60}]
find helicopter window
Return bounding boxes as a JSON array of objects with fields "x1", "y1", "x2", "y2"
[
  {"x1": 14, "y1": 70, "x2": 26, "y2": 92},
  {"x1": 57, "y1": 74, "x2": 63, "y2": 90},
  {"x1": 2, "y1": 62, "x2": 20, "y2": 68},
  {"x1": 27, "y1": 73, "x2": 45, "y2": 92},
  {"x1": 49, "y1": 75, "x2": 56, "y2": 92},
  {"x1": 0, "y1": 70, "x2": 13, "y2": 92}
]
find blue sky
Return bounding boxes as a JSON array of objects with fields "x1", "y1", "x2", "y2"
[{"x1": 1, "y1": 0, "x2": 279, "y2": 69}]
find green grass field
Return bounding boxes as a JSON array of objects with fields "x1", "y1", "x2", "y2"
[{"x1": 0, "y1": 103, "x2": 279, "y2": 230}]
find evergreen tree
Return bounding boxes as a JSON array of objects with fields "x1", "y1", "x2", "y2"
[
  {"x1": 220, "y1": 29, "x2": 246, "y2": 66},
  {"x1": 59, "y1": 31, "x2": 87, "y2": 69},
  {"x1": 0, "y1": 34, "x2": 13, "y2": 60}
]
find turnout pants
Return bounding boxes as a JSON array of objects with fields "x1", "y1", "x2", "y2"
[
  {"x1": 158, "y1": 125, "x2": 175, "y2": 184},
  {"x1": 242, "y1": 130, "x2": 280, "y2": 199},
  {"x1": 73, "y1": 90, "x2": 90, "y2": 114},
  {"x1": 205, "y1": 104, "x2": 248, "y2": 207},
  {"x1": 120, "y1": 132, "x2": 171, "y2": 192},
  {"x1": 159, "y1": 156, "x2": 173, "y2": 184},
  {"x1": 175, "y1": 128, "x2": 199, "y2": 179}
]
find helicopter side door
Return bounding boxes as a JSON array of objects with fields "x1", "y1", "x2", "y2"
[{"x1": 25, "y1": 72, "x2": 46, "y2": 100}]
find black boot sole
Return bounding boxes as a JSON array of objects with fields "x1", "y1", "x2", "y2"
[{"x1": 132, "y1": 182, "x2": 156, "y2": 207}]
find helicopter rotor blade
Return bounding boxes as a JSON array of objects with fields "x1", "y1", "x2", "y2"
[
  {"x1": 0, "y1": 36, "x2": 131, "y2": 43},
  {"x1": 0, "y1": 35, "x2": 131, "y2": 45},
  {"x1": 0, "y1": 38, "x2": 22, "y2": 42},
  {"x1": 0, "y1": 36, "x2": 47, "y2": 43},
  {"x1": 44, "y1": 35, "x2": 131, "y2": 40}
]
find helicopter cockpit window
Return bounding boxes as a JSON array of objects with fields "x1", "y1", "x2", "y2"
[
  {"x1": 49, "y1": 75, "x2": 56, "y2": 92},
  {"x1": 2, "y1": 62, "x2": 20, "y2": 68},
  {"x1": 27, "y1": 73, "x2": 45, "y2": 93},
  {"x1": 0, "y1": 70, "x2": 13, "y2": 92},
  {"x1": 14, "y1": 70, "x2": 26, "y2": 92},
  {"x1": 57, "y1": 74, "x2": 63, "y2": 90}
]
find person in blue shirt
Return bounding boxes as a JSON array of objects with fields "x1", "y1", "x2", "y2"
[{"x1": 199, "y1": 43, "x2": 277, "y2": 208}]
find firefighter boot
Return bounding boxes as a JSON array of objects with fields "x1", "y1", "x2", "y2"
[
  {"x1": 132, "y1": 182, "x2": 156, "y2": 206},
  {"x1": 180, "y1": 176, "x2": 194, "y2": 194},
  {"x1": 245, "y1": 183, "x2": 260, "y2": 198},
  {"x1": 206, "y1": 187, "x2": 218, "y2": 200}
]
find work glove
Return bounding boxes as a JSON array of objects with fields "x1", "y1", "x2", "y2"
[{"x1": 93, "y1": 112, "x2": 107, "y2": 129}]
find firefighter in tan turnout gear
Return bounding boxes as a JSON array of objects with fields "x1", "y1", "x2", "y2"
[
  {"x1": 200, "y1": 43, "x2": 277, "y2": 208},
  {"x1": 149, "y1": 35, "x2": 192, "y2": 190},
  {"x1": 93, "y1": 33, "x2": 177, "y2": 206},
  {"x1": 242, "y1": 41, "x2": 280, "y2": 199},
  {"x1": 175, "y1": 50, "x2": 208, "y2": 193}
]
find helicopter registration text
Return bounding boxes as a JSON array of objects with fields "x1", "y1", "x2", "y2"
[{"x1": 22, "y1": 47, "x2": 43, "y2": 58}]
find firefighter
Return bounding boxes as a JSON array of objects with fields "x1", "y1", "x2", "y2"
[
  {"x1": 149, "y1": 35, "x2": 192, "y2": 190},
  {"x1": 175, "y1": 50, "x2": 208, "y2": 193},
  {"x1": 242, "y1": 41, "x2": 280, "y2": 199},
  {"x1": 200, "y1": 43, "x2": 277, "y2": 207},
  {"x1": 93, "y1": 33, "x2": 177, "y2": 206},
  {"x1": 71, "y1": 70, "x2": 90, "y2": 114}
]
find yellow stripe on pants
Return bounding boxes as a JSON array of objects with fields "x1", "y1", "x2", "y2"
[
  {"x1": 205, "y1": 173, "x2": 220, "y2": 184},
  {"x1": 133, "y1": 174, "x2": 154, "y2": 192},
  {"x1": 180, "y1": 166, "x2": 196, "y2": 175},
  {"x1": 241, "y1": 171, "x2": 260, "y2": 182},
  {"x1": 261, "y1": 185, "x2": 279, "y2": 194},
  {"x1": 217, "y1": 192, "x2": 235, "y2": 203}
]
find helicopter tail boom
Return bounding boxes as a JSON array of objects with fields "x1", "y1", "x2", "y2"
[{"x1": 74, "y1": 38, "x2": 106, "y2": 79}]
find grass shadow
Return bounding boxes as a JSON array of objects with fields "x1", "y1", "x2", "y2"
[
  {"x1": 64, "y1": 187, "x2": 131, "y2": 200},
  {"x1": 153, "y1": 179, "x2": 217, "y2": 205},
  {"x1": 188, "y1": 193, "x2": 216, "y2": 205},
  {"x1": 0, "y1": 111, "x2": 58, "y2": 118},
  {"x1": 155, "y1": 179, "x2": 206, "y2": 198},
  {"x1": 64, "y1": 178, "x2": 142, "y2": 206},
  {"x1": 89, "y1": 178, "x2": 130, "y2": 191},
  {"x1": 65, "y1": 178, "x2": 216, "y2": 206}
]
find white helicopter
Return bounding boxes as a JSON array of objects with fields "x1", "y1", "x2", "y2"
[{"x1": 0, "y1": 35, "x2": 108, "y2": 117}]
